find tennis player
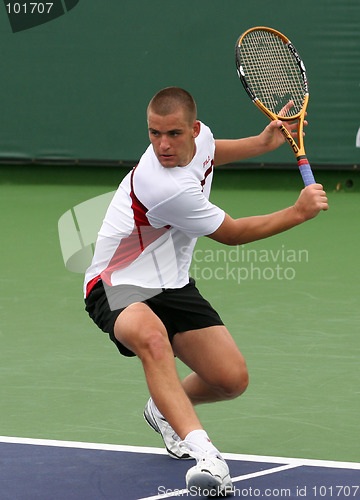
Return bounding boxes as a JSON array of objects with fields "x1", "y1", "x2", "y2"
[{"x1": 84, "y1": 87, "x2": 328, "y2": 496}]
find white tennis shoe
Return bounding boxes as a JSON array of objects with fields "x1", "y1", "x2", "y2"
[
  {"x1": 143, "y1": 398, "x2": 192, "y2": 460},
  {"x1": 182, "y1": 442, "x2": 233, "y2": 497}
]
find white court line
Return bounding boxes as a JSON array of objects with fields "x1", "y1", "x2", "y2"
[
  {"x1": 231, "y1": 462, "x2": 300, "y2": 483},
  {"x1": 1, "y1": 435, "x2": 360, "y2": 471},
  {"x1": 0, "y1": 435, "x2": 167, "y2": 456}
]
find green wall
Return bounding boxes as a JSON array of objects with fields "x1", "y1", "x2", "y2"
[{"x1": 0, "y1": 0, "x2": 359, "y2": 166}]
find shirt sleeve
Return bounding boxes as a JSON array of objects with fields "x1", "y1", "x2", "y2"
[{"x1": 146, "y1": 186, "x2": 225, "y2": 238}]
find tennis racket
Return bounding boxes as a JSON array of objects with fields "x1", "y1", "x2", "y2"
[{"x1": 235, "y1": 26, "x2": 315, "y2": 186}]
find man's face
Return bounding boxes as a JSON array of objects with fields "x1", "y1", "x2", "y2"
[{"x1": 147, "y1": 108, "x2": 200, "y2": 168}]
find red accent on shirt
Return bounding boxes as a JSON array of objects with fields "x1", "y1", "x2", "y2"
[
  {"x1": 86, "y1": 166, "x2": 170, "y2": 296},
  {"x1": 200, "y1": 161, "x2": 214, "y2": 191}
]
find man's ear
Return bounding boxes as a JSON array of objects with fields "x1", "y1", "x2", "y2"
[{"x1": 192, "y1": 120, "x2": 201, "y2": 138}]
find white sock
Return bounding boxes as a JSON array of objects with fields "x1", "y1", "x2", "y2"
[{"x1": 185, "y1": 429, "x2": 222, "y2": 459}]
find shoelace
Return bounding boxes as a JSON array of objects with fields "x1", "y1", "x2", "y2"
[{"x1": 179, "y1": 440, "x2": 223, "y2": 464}]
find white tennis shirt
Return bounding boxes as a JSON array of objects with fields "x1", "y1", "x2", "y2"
[{"x1": 84, "y1": 122, "x2": 225, "y2": 297}]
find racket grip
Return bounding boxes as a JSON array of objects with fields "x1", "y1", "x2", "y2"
[{"x1": 298, "y1": 158, "x2": 316, "y2": 186}]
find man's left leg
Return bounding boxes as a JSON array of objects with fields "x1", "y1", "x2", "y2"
[
  {"x1": 172, "y1": 324, "x2": 249, "y2": 405},
  {"x1": 150, "y1": 325, "x2": 247, "y2": 495}
]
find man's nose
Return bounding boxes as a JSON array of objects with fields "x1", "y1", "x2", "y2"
[{"x1": 160, "y1": 135, "x2": 170, "y2": 150}]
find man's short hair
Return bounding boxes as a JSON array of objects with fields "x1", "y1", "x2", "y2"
[{"x1": 147, "y1": 87, "x2": 197, "y2": 125}]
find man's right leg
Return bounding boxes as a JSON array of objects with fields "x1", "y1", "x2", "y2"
[
  {"x1": 113, "y1": 301, "x2": 233, "y2": 496},
  {"x1": 113, "y1": 301, "x2": 203, "y2": 440}
]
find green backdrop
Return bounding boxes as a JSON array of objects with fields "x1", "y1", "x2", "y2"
[{"x1": 0, "y1": 0, "x2": 359, "y2": 166}]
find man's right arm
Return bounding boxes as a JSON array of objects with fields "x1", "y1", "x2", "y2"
[{"x1": 207, "y1": 184, "x2": 328, "y2": 246}]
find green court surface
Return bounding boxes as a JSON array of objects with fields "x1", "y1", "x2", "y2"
[{"x1": 1, "y1": 165, "x2": 359, "y2": 464}]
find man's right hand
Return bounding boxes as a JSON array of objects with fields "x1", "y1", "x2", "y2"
[{"x1": 293, "y1": 184, "x2": 329, "y2": 222}]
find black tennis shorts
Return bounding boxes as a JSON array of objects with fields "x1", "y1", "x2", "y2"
[{"x1": 84, "y1": 278, "x2": 224, "y2": 357}]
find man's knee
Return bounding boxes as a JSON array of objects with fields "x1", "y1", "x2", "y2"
[
  {"x1": 114, "y1": 303, "x2": 171, "y2": 360},
  {"x1": 217, "y1": 360, "x2": 249, "y2": 399},
  {"x1": 116, "y1": 322, "x2": 171, "y2": 362},
  {"x1": 137, "y1": 327, "x2": 172, "y2": 361}
]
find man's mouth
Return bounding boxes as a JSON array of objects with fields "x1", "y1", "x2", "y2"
[{"x1": 160, "y1": 154, "x2": 174, "y2": 161}]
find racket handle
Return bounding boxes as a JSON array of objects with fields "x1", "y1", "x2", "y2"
[{"x1": 298, "y1": 157, "x2": 316, "y2": 186}]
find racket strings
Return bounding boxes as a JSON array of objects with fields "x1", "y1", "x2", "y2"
[{"x1": 239, "y1": 30, "x2": 305, "y2": 116}]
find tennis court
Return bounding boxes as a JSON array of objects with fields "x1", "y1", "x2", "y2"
[
  {"x1": 1, "y1": 1, "x2": 359, "y2": 497},
  {"x1": 1, "y1": 166, "x2": 359, "y2": 498}
]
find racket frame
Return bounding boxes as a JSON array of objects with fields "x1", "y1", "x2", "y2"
[{"x1": 235, "y1": 26, "x2": 315, "y2": 185}]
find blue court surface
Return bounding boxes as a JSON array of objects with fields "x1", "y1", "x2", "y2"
[{"x1": 1, "y1": 437, "x2": 359, "y2": 499}]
